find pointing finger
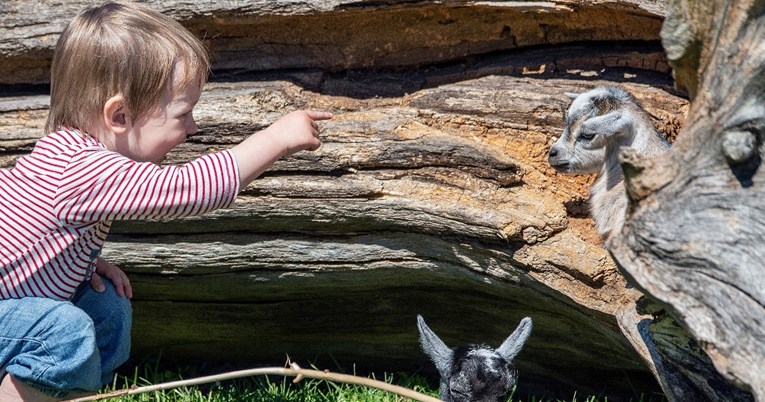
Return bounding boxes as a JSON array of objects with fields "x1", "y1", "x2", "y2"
[{"x1": 306, "y1": 111, "x2": 333, "y2": 121}]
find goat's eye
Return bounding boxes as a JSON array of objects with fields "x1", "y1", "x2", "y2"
[{"x1": 579, "y1": 132, "x2": 596, "y2": 141}]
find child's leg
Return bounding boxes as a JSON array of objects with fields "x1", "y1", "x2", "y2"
[
  {"x1": 0, "y1": 297, "x2": 103, "y2": 397},
  {"x1": 0, "y1": 373, "x2": 58, "y2": 402},
  {"x1": 72, "y1": 277, "x2": 133, "y2": 385}
]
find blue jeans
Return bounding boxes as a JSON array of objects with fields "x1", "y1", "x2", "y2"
[{"x1": 0, "y1": 278, "x2": 132, "y2": 397}]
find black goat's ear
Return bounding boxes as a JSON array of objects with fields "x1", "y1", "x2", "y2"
[
  {"x1": 417, "y1": 315, "x2": 453, "y2": 375},
  {"x1": 497, "y1": 317, "x2": 532, "y2": 361}
]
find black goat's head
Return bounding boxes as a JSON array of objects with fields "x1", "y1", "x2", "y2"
[{"x1": 417, "y1": 315, "x2": 532, "y2": 402}]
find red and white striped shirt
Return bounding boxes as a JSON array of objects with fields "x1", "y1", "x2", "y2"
[{"x1": 0, "y1": 129, "x2": 240, "y2": 300}]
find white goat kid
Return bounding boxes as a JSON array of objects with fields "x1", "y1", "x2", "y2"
[
  {"x1": 547, "y1": 86, "x2": 669, "y2": 240},
  {"x1": 417, "y1": 315, "x2": 532, "y2": 402}
]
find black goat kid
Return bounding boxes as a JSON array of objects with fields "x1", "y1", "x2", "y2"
[{"x1": 417, "y1": 315, "x2": 532, "y2": 402}]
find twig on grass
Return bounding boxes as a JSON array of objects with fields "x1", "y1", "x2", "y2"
[{"x1": 64, "y1": 361, "x2": 442, "y2": 402}]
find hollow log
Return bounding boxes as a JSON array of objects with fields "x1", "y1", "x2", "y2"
[{"x1": 0, "y1": 1, "x2": 719, "y2": 400}]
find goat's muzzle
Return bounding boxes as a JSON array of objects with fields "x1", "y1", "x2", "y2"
[{"x1": 547, "y1": 146, "x2": 571, "y2": 172}]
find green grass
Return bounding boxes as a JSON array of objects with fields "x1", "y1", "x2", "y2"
[
  {"x1": 99, "y1": 361, "x2": 657, "y2": 402},
  {"x1": 104, "y1": 363, "x2": 438, "y2": 402}
]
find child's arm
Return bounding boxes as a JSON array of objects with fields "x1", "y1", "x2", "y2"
[
  {"x1": 229, "y1": 110, "x2": 333, "y2": 187},
  {"x1": 54, "y1": 110, "x2": 332, "y2": 224}
]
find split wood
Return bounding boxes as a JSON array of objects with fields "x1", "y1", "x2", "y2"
[{"x1": 64, "y1": 362, "x2": 442, "y2": 402}]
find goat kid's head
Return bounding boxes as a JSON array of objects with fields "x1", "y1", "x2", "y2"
[
  {"x1": 548, "y1": 86, "x2": 639, "y2": 174},
  {"x1": 417, "y1": 315, "x2": 532, "y2": 402}
]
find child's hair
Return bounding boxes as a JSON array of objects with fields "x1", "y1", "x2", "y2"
[{"x1": 45, "y1": 1, "x2": 210, "y2": 134}]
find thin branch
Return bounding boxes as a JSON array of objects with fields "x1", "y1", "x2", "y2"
[{"x1": 63, "y1": 362, "x2": 442, "y2": 402}]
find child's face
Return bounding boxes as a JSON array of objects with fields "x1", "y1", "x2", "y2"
[{"x1": 120, "y1": 65, "x2": 201, "y2": 164}]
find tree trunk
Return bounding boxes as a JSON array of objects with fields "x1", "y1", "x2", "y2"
[{"x1": 610, "y1": 0, "x2": 765, "y2": 400}]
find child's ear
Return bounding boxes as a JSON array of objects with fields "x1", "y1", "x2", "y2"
[{"x1": 103, "y1": 95, "x2": 129, "y2": 134}]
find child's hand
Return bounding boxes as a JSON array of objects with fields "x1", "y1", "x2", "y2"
[
  {"x1": 230, "y1": 110, "x2": 333, "y2": 187},
  {"x1": 90, "y1": 257, "x2": 133, "y2": 298},
  {"x1": 263, "y1": 110, "x2": 333, "y2": 156}
]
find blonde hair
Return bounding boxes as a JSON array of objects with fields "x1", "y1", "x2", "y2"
[{"x1": 45, "y1": 1, "x2": 210, "y2": 134}]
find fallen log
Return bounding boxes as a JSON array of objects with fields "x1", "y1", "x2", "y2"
[{"x1": 0, "y1": 1, "x2": 713, "y2": 399}]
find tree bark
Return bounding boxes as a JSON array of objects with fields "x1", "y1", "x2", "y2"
[
  {"x1": 610, "y1": 0, "x2": 765, "y2": 400},
  {"x1": 1, "y1": 0, "x2": 667, "y2": 84}
]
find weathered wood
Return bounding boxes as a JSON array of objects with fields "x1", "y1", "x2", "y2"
[
  {"x1": 0, "y1": 0, "x2": 668, "y2": 84},
  {"x1": 0, "y1": 1, "x2": 699, "y2": 400},
  {"x1": 610, "y1": 0, "x2": 765, "y2": 400}
]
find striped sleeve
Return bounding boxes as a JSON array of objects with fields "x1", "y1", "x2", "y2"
[{"x1": 53, "y1": 148, "x2": 240, "y2": 224}]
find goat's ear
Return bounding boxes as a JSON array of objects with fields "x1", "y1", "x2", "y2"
[
  {"x1": 417, "y1": 315, "x2": 453, "y2": 375},
  {"x1": 564, "y1": 92, "x2": 580, "y2": 100},
  {"x1": 592, "y1": 95, "x2": 619, "y2": 115},
  {"x1": 497, "y1": 317, "x2": 532, "y2": 361},
  {"x1": 581, "y1": 111, "x2": 630, "y2": 138}
]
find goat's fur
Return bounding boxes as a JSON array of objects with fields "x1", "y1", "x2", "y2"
[
  {"x1": 417, "y1": 315, "x2": 532, "y2": 402},
  {"x1": 548, "y1": 86, "x2": 669, "y2": 240}
]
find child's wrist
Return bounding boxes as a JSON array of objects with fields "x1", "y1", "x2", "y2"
[{"x1": 264, "y1": 128, "x2": 294, "y2": 158}]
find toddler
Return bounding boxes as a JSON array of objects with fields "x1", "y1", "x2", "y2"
[{"x1": 0, "y1": 1, "x2": 332, "y2": 400}]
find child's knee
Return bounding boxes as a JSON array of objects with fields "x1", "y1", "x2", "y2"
[{"x1": 4, "y1": 302, "x2": 102, "y2": 392}]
